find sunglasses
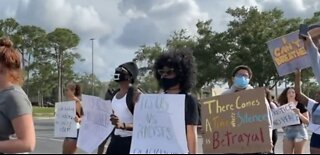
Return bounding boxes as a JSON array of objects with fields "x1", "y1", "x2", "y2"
[
  {"x1": 157, "y1": 68, "x2": 175, "y2": 75},
  {"x1": 235, "y1": 73, "x2": 250, "y2": 79}
]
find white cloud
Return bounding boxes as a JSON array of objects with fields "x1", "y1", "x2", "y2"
[
  {"x1": 15, "y1": 0, "x2": 111, "y2": 39},
  {"x1": 73, "y1": 39, "x2": 136, "y2": 81},
  {"x1": 0, "y1": 0, "x2": 319, "y2": 82},
  {"x1": 258, "y1": 0, "x2": 319, "y2": 18},
  {"x1": 117, "y1": 0, "x2": 209, "y2": 47}
]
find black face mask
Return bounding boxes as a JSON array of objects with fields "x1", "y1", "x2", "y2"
[
  {"x1": 114, "y1": 71, "x2": 130, "y2": 82},
  {"x1": 160, "y1": 77, "x2": 179, "y2": 91}
]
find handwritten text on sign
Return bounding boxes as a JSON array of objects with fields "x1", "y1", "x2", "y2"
[
  {"x1": 272, "y1": 103, "x2": 300, "y2": 129},
  {"x1": 77, "y1": 95, "x2": 114, "y2": 153},
  {"x1": 267, "y1": 31, "x2": 310, "y2": 76},
  {"x1": 54, "y1": 101, "x2": 77, "y2": 138},
  {"x1": 201, "y1": 88, "x2": 271, "y2": 153},
  {"x1": 130, "y1": 94, "x2": 188, "y2": 154}
]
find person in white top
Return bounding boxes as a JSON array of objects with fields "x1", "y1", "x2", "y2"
[
  {"x1": 106, "y1": 62, "x2": 140, "y2": 154},
  {"x1": 265, "y1": 88, "x2": 279, "y2": 154},
  {"x1": 295, "y1": 70, "x2": 320, "y2": 154}
]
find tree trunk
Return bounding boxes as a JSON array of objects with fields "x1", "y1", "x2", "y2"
[{"x1": 38, "y1": 90, "x2": 41, "y2": 107}]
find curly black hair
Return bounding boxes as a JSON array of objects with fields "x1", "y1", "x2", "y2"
[
  {"x1": 277, "y1": 87, "x2": 297, "y2": 106},
  {"x1": 153, "y1": 48, "x2": 197, "y2": 92}
]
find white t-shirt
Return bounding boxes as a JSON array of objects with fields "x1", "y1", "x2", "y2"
[
  {"x1": 112, "y1": 94, "x2": 133, "y2": 137},
  {"x1": 307, "y1": 98, "x2": 320, "y2": 134}
]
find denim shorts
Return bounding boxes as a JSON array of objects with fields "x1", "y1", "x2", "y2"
[{"x1": 283, "y1": 124, "x2": 308, "y2": 141}]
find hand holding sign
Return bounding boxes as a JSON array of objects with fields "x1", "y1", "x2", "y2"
[
  {"x1": 299, "y1": 24, "x2": 309, "y2": 40},
  {"x1": 292, "y1": 108, "x2": 300, "y2": 115},
  {"x1": 110, "y1": 114, "x2": 124, "y2": 129}
]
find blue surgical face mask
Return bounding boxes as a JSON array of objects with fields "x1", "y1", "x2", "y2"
[{"x1": 234, "y1": 76, "x2": 250, "y2": 89}]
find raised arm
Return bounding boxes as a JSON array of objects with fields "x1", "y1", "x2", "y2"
[
  {"x1": 295, "y1": 70, "x2": 309, "y2": 105},
  {"x1": 304, "y1": 35, "x2": 320, "y2": 84}
]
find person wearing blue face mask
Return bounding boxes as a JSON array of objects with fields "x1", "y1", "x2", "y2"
[
  {"x1": 222, "y1": 65, "x2": 253, "y2": 95},
  {"x1": 222, "y1": 65, "x2": 274, "y2": 154}
]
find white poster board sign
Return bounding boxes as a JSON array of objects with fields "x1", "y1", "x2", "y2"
[
  {"x1": 272, "y1": 103, "x2": 300, "y2": 129},
  {"x1": 54, "y1": 101, "x2": 77, "y2": 137},
  {"x1": 77, "y1": 95, "x2": 114, "y2": 153},
  {"x1": 130, "y1": 94, "x2": 188, "y2": 154}
]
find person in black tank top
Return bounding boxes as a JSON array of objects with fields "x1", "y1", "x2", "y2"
[
  {"x1": 62, "y1": 83, "x2": 83, "y2": 154},
  {"x1": 153, "y1": 48, "x2": 200, "y2": 154}
]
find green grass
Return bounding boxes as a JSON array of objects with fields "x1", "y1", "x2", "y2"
[{"x1": 32, "y1": 106, "x2": 55, "y2": 117}]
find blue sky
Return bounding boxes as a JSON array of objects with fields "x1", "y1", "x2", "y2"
[{"x1": 0, "y1": 0, "x2": 319, "y2": 82}]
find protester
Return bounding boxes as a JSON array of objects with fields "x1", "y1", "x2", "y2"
[
  {"x1": 62, "y1": 83, "x2": 83, "y2": 154},
  {"x1": 265, "y1": 88, "x2": 279, "y2": 154},
  {"x1": 300, "y1": 25, "x2": 320, "y2": 84},
  {"x1": 277, "y1": 86, "x2": 309, "y2": 154},
  {"x1": 153, "y1": 48, "x2": 200, "y2": 154},
  {"x1": 222, "y1": 65, "x2": 273, "y2": 153},
  {"x1": 222, "y1": 65, "x2": 254, "y2": 95},
  {"x1": 106, "y1": 62, "x2": 140, "y2": 154},
  {"x1": 295, "y1": 70, "x2": 320, "y2": 154},
  {"x1": 0, "y1": 37, "x2": 36, "y2": 153}
]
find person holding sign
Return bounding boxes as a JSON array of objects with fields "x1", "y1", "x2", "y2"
[
  {"x1": 295, "y1": 70, "x2": 320, "y2": 154},
  {"x1": 277, "y1": 87, "x2": 309, "y2": 154},
  {"x1": 153, "y1": 48, "x2": 200, "y2": 154},
  {"x1": 106, "y1": 62, "x2": 141, "y2": 154},
  {"x1": 222, "y1": 65, "x2": 254, "y2": 95},
  {"x1": 0, "y1": 37, "x2": 35, "y2": 154},
  {"x1": 222, "y1": 65, "x2": 274, "y2": 153},
  {"x1": 62, "y1": 83, "x2": 83, "y2": 154},
  {"x1": 299, "y1": 24, "x2": 320, "y2": 84}
]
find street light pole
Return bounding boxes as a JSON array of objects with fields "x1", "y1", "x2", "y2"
[{"x1": 90, "y1": 38, "x2": 94, "y2": 96}]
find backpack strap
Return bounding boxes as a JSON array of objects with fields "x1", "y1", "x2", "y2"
[
  {"x1": 126, "y1": 86, "x2": 135, "y2": 114},
  {"x1": 312, "y1": 103, "x2": 320, "y2": 113}
]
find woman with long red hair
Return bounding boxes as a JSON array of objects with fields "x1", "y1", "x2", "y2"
[{"x1": 0, "y1": 37, "x2": 36, "y2": 153}]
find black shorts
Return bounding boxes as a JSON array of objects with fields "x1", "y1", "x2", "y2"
[
  {"x1": 310, "y1": 133, "x2": 320, "y2": 148},
  {"x1": 106, "y1": 135, "x2": 132, "y2": 154}
]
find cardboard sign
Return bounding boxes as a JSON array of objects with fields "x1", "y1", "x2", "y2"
[
  {"x1": 201, "y1": 88, "x2": 272, "y2": 153},
  {"x1": 77, "y1": 95, "x2": 114, "y2": 153},
  {"x1": 130, "y1": 94, "x2": 188, "y2": 154},
  {"x1": 272, "y1": 103, "x2": 300, "y2": 129},
  {"x1": 54, "y1": 101, "x2": 77, "y2": 138},
  {"x1": 267, "y1": 31, "x2": 310, "y2": 76}
]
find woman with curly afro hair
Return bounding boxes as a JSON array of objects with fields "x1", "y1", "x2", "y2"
[{"x1": 154, "y1": 48, "x2": 200, "y2": 154}]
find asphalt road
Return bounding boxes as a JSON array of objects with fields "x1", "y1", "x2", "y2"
[{"x1": 33, "y1": 118, "x2": 311, "y2": 154}]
